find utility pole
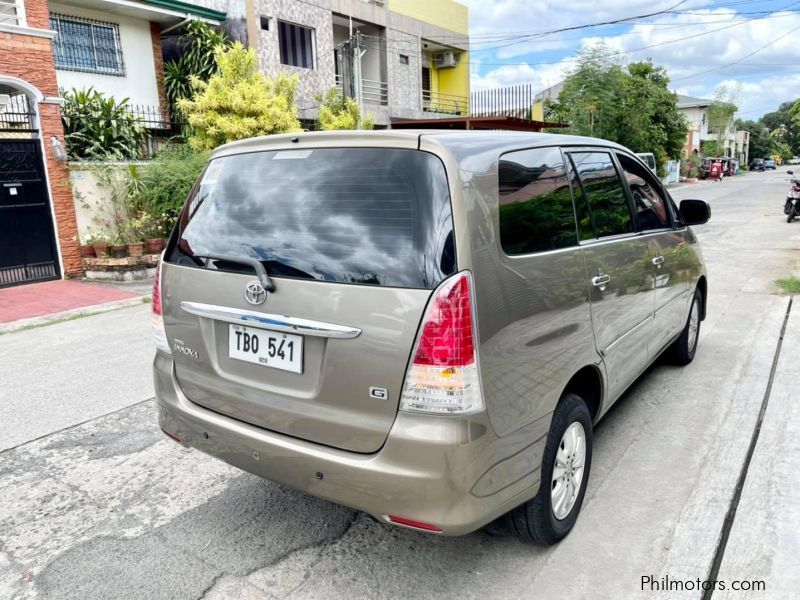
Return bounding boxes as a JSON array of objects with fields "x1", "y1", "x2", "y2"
[
  {"x1": 339, "y1": 29, "x2": 366, "y2": 117},
  {"x1": 352, "y1": 31, "x2": 365, "y2": 111}
]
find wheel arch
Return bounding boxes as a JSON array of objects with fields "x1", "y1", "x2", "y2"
[
  {"x1": 560, "y1": 365, "x2": 604, "y2": 423},
  {"x1": 696, "y1": 276, "x2": 707, "y2": 320}
]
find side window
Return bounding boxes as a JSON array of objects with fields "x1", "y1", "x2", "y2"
[
  {"x1": 498, "y1": 147, "x2": 578, "y2": 255},
  {"x1": 568, "y1": 151, "x2": 633, "y2": 239},
  {"x1": 617, "y1": 154, "x2": 671, "y2": 231}
]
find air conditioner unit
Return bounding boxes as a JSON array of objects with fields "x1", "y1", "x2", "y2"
[{"x1": 434, "y1": 51, "x2": 459, "y2": 68}]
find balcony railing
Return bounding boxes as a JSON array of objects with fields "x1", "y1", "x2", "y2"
[
  {"x1": 334, "y1": 74, "x2": 388, "y2": 106},
  {"x1": 423, "y1": 90, "x2": 468, "y2": 116},
  {"x1": 0, "y1": 0, "x2": 20, "y2": 26}
]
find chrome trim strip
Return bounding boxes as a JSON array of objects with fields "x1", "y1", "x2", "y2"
[
  {"x1": 600, "y1": 314, "x2": 653, "y2": 356},
  {"x1": 180, "y1": 301, "x2": 362, "y2": 339},
  {"x1": 654, "y1": 288, "x2": 691, "y2": 316}
]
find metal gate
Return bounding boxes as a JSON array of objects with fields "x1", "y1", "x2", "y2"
[{"x1": 0, "y1": 139, "x2": 60, "y2": 287}]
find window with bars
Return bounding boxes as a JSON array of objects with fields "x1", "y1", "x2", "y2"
[
  {"x1": 50, "y1": 14, "x2": 125, "y2": 76},
  {"x1": 278, "y1": 21, "x2": 315, "y2": 69},
  {"x1": 0, "y1": 0, "x2": 21, "y2": 26}
]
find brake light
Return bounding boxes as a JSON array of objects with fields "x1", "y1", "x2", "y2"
[
  {"x1": 151, "y1": 257, "x2": 171, "y2": 354},
  {"x1": 399, "y1": 272, "x2": 483, "y2": 414}
]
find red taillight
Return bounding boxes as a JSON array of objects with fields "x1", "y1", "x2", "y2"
[
  {"x1": 399, "y1": 272, "x2": 483, "y2": 414},
  {"x1": 387, "y1": 516, "x2": 442, "y2": 532},
  {"x1": 413, "y1": 274, "x2": 474, "y2": 367},
  {"x1": 152, "y1": 261, "x2": 162, "y2": 315}
]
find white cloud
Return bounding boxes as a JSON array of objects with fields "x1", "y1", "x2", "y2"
[{"x1": 469, "y1": 4, "x2": 800, "y2": 118}]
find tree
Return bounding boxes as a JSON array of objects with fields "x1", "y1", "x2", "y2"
[
  {"x1": 734, "y1": 118, "x2": 776, "y2": 160},
  {"x1": 705, "y1": 85, "x2": 739, "y2": 156},
  {"x1": 177, "y1": 43, "x2": 302, "y2": 151},
  {"x1": 549, "y1": 46, "x2": 688, "y2": 173},
  {"x1": 763, "y1": 101, "x2": 800, "y2": 155},
  {"x1": 316, "y1": 88, "x2": 374, "y2": 130}
]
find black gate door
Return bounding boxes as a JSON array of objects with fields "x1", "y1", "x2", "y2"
[{"x1": 0, "y1": 140, "x2": 60, "y2": 287}]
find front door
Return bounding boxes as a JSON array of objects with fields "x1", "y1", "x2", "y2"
[
  {"x1": 615, "y1": 152, "x2": 692, "y2": 354},
  {"x1": 0, "y1": 140, "x2": 60, "y2": 287},
  {"x1": 566, "y1": 149, "x2": 655, "y2": 403}
]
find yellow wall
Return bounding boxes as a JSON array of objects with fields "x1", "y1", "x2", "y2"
[
  {"x1": 389, "y1": 0, "x2": 469, "y2": 35},
  {"x1": 435, "y1": 52, "x2": 469, "y2": 111},
  {"x1": 532, "y1": 100, "x2": 544, "y2": 121}
]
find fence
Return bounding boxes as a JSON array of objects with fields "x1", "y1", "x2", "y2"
[
  {"x1": 471, "y1": 84, "x2": 536, "y2": 119},
  {"x1": 125, "y1": 104, "x2": 187, "y2": 159}
]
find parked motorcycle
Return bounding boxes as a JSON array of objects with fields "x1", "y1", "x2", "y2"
[{"x1": 785, "y1": 170, "x2": 800, "y2": 222}]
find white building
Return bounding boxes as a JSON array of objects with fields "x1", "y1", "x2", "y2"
[{"x1": 49, "y1": 0, "x2": 226, "y2": 113}]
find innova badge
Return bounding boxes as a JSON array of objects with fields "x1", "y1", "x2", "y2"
[{"x1": 244, "y1": 280, "x2": 268, "y2": 305}]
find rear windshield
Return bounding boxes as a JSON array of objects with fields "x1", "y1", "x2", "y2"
[{"x1": 166, "y1": 148, "x2": 456, "y2": 289}]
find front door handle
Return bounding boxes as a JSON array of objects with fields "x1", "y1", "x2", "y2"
[
  {"x1": 591, "y1": 273, "x2": 611, "y2": 288},
  {"x1": 652, "y1": 255, "x2": 665, "y2": 267}
]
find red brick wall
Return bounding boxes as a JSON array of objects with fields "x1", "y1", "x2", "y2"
[
  {"x1": 22, "y1": 0, "x2": 50, "y2": 30},
  {"x1": 0, "y1": 31, "x2": 82, "y2": 276},
  {"x1": 150, "y1": 22, "x2": 168, "y2": 112}
]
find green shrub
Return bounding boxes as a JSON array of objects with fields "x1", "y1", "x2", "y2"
[
  {"x1": 177, "y1": 43, "x2": 301, "y2": 150},
  {"x1": 137, "y1": 144, "x2": 209, "y2": 230},
  {"x1": 61, "y1": 88, "x2": 145, "y2": 160},
  {"x1": 317, "y1": 88, "x2": 374, "y2": 130}
]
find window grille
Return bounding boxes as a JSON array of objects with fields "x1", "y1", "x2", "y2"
[{"x1": 50, "y1": 14, "x2": 125, "y2": 76}]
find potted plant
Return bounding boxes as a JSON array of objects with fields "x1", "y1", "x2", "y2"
[
  {"x1": 92, "y1": 232, "x2": 111, "y2": 258},
  {"x1": 109, "y1": 233, "x2": 127, "y2": 258},
  {"x1": 127, "y1": 240, "x2": 145, "y2": 257},
  {"x1": 79, "y1": 234, "x2": 96, "y2": 258},
  {"x1": 134, "y1": 211, "x2": 166, "y2": 254}
]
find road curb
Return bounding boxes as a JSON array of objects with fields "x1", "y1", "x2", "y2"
[{"x1": 0, "y1": 295, "x2": 149, "y2": 334}]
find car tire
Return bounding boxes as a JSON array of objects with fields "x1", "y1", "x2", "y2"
[
  {"x1": 669, "y1": 288, "x2": 703, "y2": 365},
  {"x1": 504, "y1": 393, "x2": 593, "y2": 545},
  {"x1": 788, "y1": 206, "x2": 797, "y2": 223}
]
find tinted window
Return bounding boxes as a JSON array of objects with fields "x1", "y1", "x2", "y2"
[
  {"x1": 498, "y1": 147, "x2": 578, "y2": 255},
  {"x1": 617, "y1": 154, "x2": 670, "y2": 231},
  {"x1": 167, "y1": 148, "x2": 455, "y2": 289},
  {"x1": 568, "y1": 152, "x2": 633, "y2": 239}
]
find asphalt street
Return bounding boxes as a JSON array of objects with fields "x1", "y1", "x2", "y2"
[{"x1": 1, "y1": 168, "x2": 798, "y2": 599}]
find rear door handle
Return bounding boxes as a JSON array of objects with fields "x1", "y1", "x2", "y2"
[
  {"x1": 591, "y1": 274, "x2": 611, "y2": 287},
  {"x1": 652, "y1": 255, "x2": 665, "y2": 267}
]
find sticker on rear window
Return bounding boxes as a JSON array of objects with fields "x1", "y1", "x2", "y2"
[{"x1": 273, "y1": 150, "x2": 313, "y2": 160}]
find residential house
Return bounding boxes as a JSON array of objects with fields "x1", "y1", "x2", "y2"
[
  {"x1": 676, "y1": 94, "x2": 746, "y2": 161},
  {"x1": 191, "y1": 0, "x2": 470, "y2": 127},
  {"x1": 0, "y1": 0, "x2": 223, "y2": 287}
]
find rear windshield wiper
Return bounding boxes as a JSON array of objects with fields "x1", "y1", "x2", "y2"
[{"x1": 196, "y1": 255, "x2": 276, "y2": 292}]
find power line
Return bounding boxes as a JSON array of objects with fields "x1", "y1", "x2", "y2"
[{"x1": 672, "y1": 20, "x2": 800, "y2": 81}]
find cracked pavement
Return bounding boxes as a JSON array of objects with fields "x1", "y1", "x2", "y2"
[{"x1": 1, "y1": 170, "x2": 799, "y2": 599}]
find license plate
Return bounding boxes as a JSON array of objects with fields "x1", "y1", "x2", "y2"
[{"x1": 228, "y1": 324, "x2": 303, "y2": 374}]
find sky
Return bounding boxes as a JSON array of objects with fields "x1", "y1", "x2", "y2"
[{"x1": 462, "y1": 0, "x2": 800, "y2": 120}]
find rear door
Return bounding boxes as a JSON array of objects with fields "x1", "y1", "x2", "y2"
[
  {"x1": 566, "y1": 150, "x2": 656, "y2": 402},
  {"x1": 161, "y1": 147, "x2": 456, "y2": 453}
]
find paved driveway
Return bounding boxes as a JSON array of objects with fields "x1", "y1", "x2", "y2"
[{"x1": 1, "y1": 169, "x2": 798, "y2": 599}]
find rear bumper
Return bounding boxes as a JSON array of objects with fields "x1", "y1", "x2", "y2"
[{"x1": 154, "y1": 353, "x2": 547, "y2": 535}]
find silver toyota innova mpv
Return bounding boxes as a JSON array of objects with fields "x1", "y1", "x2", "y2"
[{"x1": 153, "y1": 130, "x2": 710, "y2": 544}]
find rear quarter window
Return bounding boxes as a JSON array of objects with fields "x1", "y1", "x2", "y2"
[
  {"x1": 166, "y1": 148, "x2": 456, "y2": 289},
  {"x1": 498, "y1": 147, "x2": 579, "y2": 255}
]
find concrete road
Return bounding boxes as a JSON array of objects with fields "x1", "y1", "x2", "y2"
[{"x1": 1, "y1": 169, "x2": 798, "y2": 600}]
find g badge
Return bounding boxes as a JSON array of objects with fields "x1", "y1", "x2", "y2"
[{"x1": 369, "y1": 387, "x2": 388, "y2": 400}]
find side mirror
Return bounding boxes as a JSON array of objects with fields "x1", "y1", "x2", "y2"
[
  {"x1": 788, "y1": 170, "x2": 794, "y2": 175},
  {"x1": 680, "y1": 199, "x2": 710, "y2": 226}
]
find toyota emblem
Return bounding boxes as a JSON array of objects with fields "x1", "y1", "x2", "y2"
[{"x1": 244, "y1": 280, "x2": 268, "y2": 305}]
